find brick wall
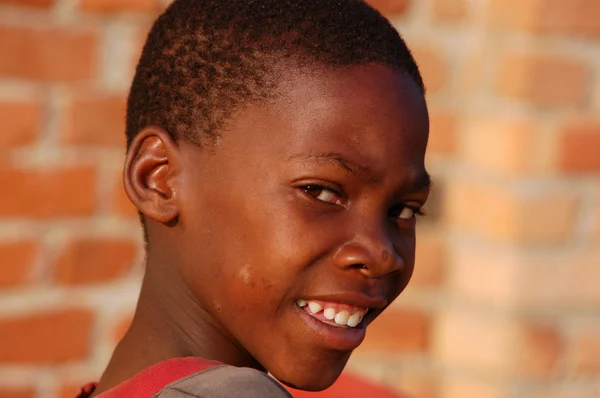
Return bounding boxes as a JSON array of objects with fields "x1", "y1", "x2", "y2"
[{"x1": 0, "y1": 1, "x2": 598, "y2": 397}]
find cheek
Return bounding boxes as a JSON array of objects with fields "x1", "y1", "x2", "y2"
[
  {"x1": 392, "y1": 232, "x2": 417, "y2": 293},
  {"x1": 224, "y1": 264, "x2": 276, "y2": 315},
  {"x1": 199, "y1": 206, "x2": 304, "y2": 313},
  {"x1": 395, "y1": 224, "x2": 416, "y2": 259},
  {"x1": 236, "y1": 191, "x2": 332, "y2": 269}
]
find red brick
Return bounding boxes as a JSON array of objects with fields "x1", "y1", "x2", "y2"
[
  {"x1": 0, "y1": 26, "x2": 98, "y2": 82},
  {"x1": 486, "y1": 0, "x2": 549, "y2": 32},
  {"x1": 78, "y1": 0, "x2": 164, "y2": 14},
  {"x1": 59, "y1": 384, "x2": 86, "y2": 398},
  {"x1": 593, "y1": 196, "x2": 600, "y2": 244},
  {"x1": 487, "y1": 0, "x2": 600, "y2": 38},
  {"x1": 358, "y1": 309, "x2": 429, "y2": 353},
  {"x1": 63, "y1": 96, "x2": 127, "y2": 146},
  {"x1": 427, "y1": 111, "x2": 457, "y2": 157},
  {"x1": 382, "y1": 369, "x2": 437, "y2": 398},
  {"x1": 54, "y1": 238, "x2": 138, "y2": 284},
  {"x1": 437, "y1": 314, "x2": 561, "y2": 379},
  {"x1": 431, "y1": 0, "x2": 468, "y2": 24},
  {"x1": 0, "y1": 0, "x2": 53, "y2": 7},
  {"x1": 515, "y1": 190, "x2": 579, "y2": 245},
  {"x1": 572, "y1": 323, "x2": 600, "y2": 376},
  {"x1": 411, "y1": 231, "x2": 446, "y2": 288},
  {"x1": 458, "y1": 248, "x2": 597, "y2": 313},
  {"x1": 112, "y1": 167, "x2": 138, "y2": 217},
  {"x1": 527, "y1": 391, "x2": 600, "y2": 398},
  {"x1": 519, "y1": 251, "x2": 600, "y2": 308},
  {"x1": 462, "y1": 117, "x2": 537, "y2": 174},
  {"x1": 129, "y1": 25, "x2": 152, "y2": 75},
  {"x1": 411, "y1": 44, "x2": 448, "y2": 94},
  {"x1": 366, "y1": 0, "x2": 411, "y2": 16},
  {"x1": 459, "y1": 51, "x2": 485, "y2": 96},
  {"x1": 446, "y1": 179, "x2": 579, "y2": 245},
  {"x1": 496, "y1": 52, "x2": 589, "y2": 107},
  {"x1": 557, "y1": 119, "x2": 600, "y2": 173},
  {"x1": 440, "y1": 376, "x2": 506, "y2": 398},
  {"x1": 593, "y1": 75, "x2": 600, "y2": 111},
  {"x1": 436, "y1": 310, "x2": 515, "y2": 373},
  {"x1": 0, "y1": 388, "x2": 36, "y2": 398},
  {"x1": 0, "y1": 241, "x2": 37, "y2": 287},
  {"x1": 0, "y1": 101, "x2": 42, "y2": 149},
  {"x1": 450, "y1": 246, "x2": 518, "y2": 307},
  {"x1": 515, "y1": 322, "x2": 562, "y2": 379},
  {"x1": 0, "y1": 309, "x2": 93, "y2": 363},
  {"x1": 0, "y1": 166, "x2": 96, "y2": 218}
]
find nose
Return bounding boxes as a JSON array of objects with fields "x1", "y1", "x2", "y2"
[{"x1": 332, "y1": 222, "x2": 405, "y2": 278}]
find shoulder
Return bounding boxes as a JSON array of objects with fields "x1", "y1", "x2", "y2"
[{"x1": 153, "y1": 365, "x2": 292, "y2": 398}]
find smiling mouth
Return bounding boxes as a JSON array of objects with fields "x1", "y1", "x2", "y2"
[{"x1": 296, "y1": 299, "x2": 369, "y2": 328}]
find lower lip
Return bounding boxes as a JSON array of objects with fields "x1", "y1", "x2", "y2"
[{"x1": 296, "y1": 306, "x2": 367, "y2": 351}]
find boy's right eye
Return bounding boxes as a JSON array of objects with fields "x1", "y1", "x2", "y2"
[{"x1": 302, "y1": 185, "x2": 344, "y2": 206}]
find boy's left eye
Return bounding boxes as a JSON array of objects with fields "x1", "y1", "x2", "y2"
[
  {"x1": 390, "y1": 204, "x2": 424, "y2": 221},
  {"x1": 302, "y1": 185, "x2": 344, "y2": 206},
  {"x1": 398, "y1": 207, "x2": 416, "y2": 220}
]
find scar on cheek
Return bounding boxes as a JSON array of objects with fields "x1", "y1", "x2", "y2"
[
  {"x1": 212, "y1": 300, "x2": 222, "y2": 313},
  {"x1": 236, "y1": 264, "x2": 259, "y2": 287}
]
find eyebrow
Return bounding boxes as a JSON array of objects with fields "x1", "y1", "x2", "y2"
[
  {"x1": 287, "y1": 152, "x2": 376, "y2": 179},
  {"x1": 288, "y1": 151, "x2": 432, "y2": 192}
]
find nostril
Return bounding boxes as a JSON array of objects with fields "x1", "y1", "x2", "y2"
[{"x1": 332, "y1": 242, "x2": 378, "y2": 273}]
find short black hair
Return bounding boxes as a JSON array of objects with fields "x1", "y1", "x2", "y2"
[{"x1": 126, "y1": 0, "x2": 424, "y2": 148}]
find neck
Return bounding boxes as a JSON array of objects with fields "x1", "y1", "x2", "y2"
[{"x1": 93, "y1": 254, "x2": 261, "y2": 395}]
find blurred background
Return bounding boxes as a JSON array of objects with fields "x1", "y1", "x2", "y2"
[{"x1": 0, "y1": 0, "x2": 599, "y2": 397}]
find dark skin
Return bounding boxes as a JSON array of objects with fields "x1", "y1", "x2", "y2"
[{"x1": 93, "y1": 63, "x2": 430, "y2": 395}]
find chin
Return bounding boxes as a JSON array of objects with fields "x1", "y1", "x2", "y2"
[{"x1": 269, "y1": 353, "x2": 349, "y2": 392}]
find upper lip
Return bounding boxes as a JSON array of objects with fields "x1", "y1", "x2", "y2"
[{"x1": 300, "y1": 292, "x2": 388, "y2": 310}]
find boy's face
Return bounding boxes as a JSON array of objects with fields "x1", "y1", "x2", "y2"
[{"x1": 171, "y1": 64, "x2": 429, "y2": 390}]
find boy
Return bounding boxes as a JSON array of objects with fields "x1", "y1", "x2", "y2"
[{"x1": 80, "y1": 0, "x2": 429, "y2": 396}]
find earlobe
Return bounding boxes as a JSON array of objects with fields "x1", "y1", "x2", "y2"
[{"x1": 123, "y1": 127, "x2": 180, "y2": 224}]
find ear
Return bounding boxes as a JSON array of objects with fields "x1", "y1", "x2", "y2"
[{"x1": 123, "y1": 127, "x2": 180, "y2": 224}]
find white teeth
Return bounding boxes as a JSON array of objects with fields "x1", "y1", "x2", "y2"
[
  {"x1": 347, "y1": 312, "x2": 362, "y2": 327},
  {"x1": 334, "y1": 310, "x2": 350, "y2": 326},
  {"x1": 323, "y1": 307, "x2": 336, "y2": 320},
  {"x1": 296, "y1": 299, "x2": 307, "y2": 307},
  {"x1": 308, "y1": 302, "x2": 322, "y2": 314},
  {"x1": 300, "y1": 300, "x2": 367, "y2": 328}
]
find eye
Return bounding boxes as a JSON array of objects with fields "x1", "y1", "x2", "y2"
[
  {"x1": 302, "y1": 185, "x2": 344, "y2": 206},
  {"x1": 390, "y1": 204, "x2": 424, "y2": 221},
  {"x1": 398, "y1": 207, "x2": 416, "y2": 220}
]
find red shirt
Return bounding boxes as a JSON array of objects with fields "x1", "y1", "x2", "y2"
[
  {"x1": 286, "y1": 373, "x2": 402, "y2": 398},
  {"x1": 76, "y1": 357, "x2": 402, "y2": 398}
]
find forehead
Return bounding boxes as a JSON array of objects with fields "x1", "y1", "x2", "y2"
[{"x1": 218, "y1": 64, "x2": 429, "y2": 177}]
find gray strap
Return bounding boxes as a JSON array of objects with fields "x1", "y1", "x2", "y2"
[{"x1": 152, "y1": 365, "x2": 293, "y2": 398}]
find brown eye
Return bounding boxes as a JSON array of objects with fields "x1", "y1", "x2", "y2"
[
  {"x1": 390, "y1": 204, "x2": 424, "y2": 222},
  {"x1": 398, "y1": 207, "x2": 415, "y2": 220},
  {"x1": 303, "y1": 186, "x2": 343, "y2": 206}
]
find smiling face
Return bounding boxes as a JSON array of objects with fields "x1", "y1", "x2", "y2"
[{"x1": 165, "y1": 64, "x2": 429, "y2": 389}]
